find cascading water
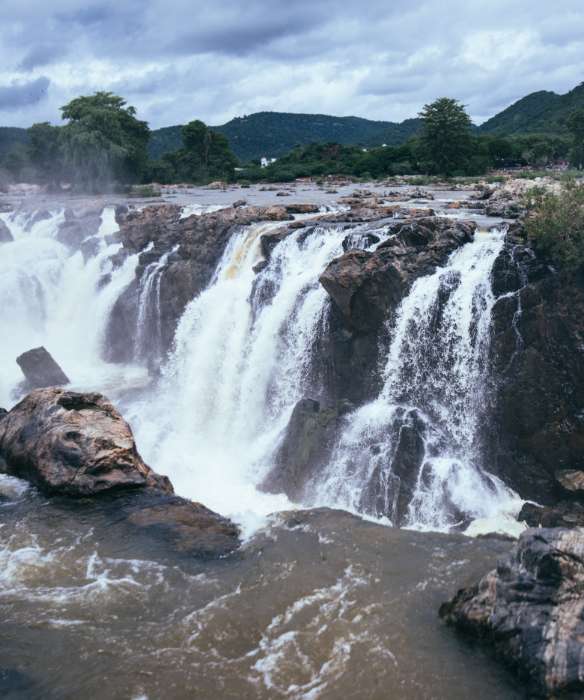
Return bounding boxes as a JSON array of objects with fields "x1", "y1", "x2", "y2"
[
  {"x1": 0, "y1": 207, "x2": 143, "y2": 406},
  {"x1": 134, "y1": 244, "x2": 179, "y2": 365},
  {"x1": 1, "y1": 203, "x2": 518, "y2": 534},
  {"x1": 312, "y1": 230, "x2": 518, "y2": 530},
  {"x1": 128, "y1": 222, "x2": 349, "y2": 530}
]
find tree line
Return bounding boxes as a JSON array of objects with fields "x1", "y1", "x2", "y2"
[{"x1": 1, "y1": 92, "x2": 584, "y2": 192}]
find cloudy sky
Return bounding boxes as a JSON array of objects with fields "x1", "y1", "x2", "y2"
[{"x1": 0, "y1": 0, "x2": 583, "y2": 129}]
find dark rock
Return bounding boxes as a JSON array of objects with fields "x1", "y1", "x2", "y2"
[
  {"x1": 260, "y1": 398, "x2": 350, "y2": 500},
  {"x1": 232, "y1": 199, "x2": 247, "y2": 207},
  {"x1": 320, "y1": 218, "x2": 475, "y2": 334},
  {"x1": 361, "y1": 410, "x2": 427, "y2": 526},
  {"x1": 0, "y1": 219, "x2": 12, "y2": 242},
  {"x1": 490, "y1": 236, "x2": 584, "y2": 504},
  {"x1": 285, "y1": 203, "x2": 320, "y2": 214},
  {"x1": 518, "y1": 500, "x2": 584, "y2": 528},
  {"x1": 16, "y1": 346, "x2": 70, "y2": 388},
  {"x1": 0, "y1": 388, "x2": 172, "y2": 496},
  {"x1": 106, "y1": 204, "x2": 293, "y2": 363},
  {"x1": 127, "y1": 495, "x2": 239, "y2": 558},
  {"x1": 440, "y1": 528, "x2": 584, "y2": 698},
  {"x1": 318, "y1": 218, "x2": 475, "y2": 404}
]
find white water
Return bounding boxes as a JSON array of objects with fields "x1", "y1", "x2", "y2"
[
  {"x1": 312, "y1": 231, "x2": 519, "y2": 530},
  {"x1": 128, "y1": 222, "x2": 349, "y2": 534},
  {"x1": 0, "y1": 208, "x2": 145, "y2": 406},
  {"x1": 1, "y1": 205, "x2": 519, "y2": 535},
  {"x1": 134, "y1": 245, "x2": 179, "y2": 364}
]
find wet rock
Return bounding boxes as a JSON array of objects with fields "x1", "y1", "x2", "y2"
[
  {"x1": 518, "y1": 500, "x2": 584, "y2": 528},
  {"x1": 555, "y1": 468, "x2": 584, "y2": 495},
  {"x1": 0, "y1": 219, "x2": 12, "y2": 242},
  {"x1": 260, "y1": 398, "x2": 351, "y2": 500},
  {"x1": 16, "y1": 346, "x2": 70, "y2": 388},
  {"x1": 106, "y1": 204, "x2": 292, "y2": 363},
  {"x1": 57, "y1": 207, "x2": 102, "y2": 249},
  {"x1": 317, "y1": 217, "x2": 475, "y2": 404},
  {"x1": 440, "y1": 528, "x2": 584, "y2": 698},
  {"x1": 0, "y1": 388, "x2": 172, "y2": 496},
  {"x1": 127, "y1": 495, "x2": 239, "y2": 557},
  {"x1": 361, "y1": 410, "x2": 427, "y2": 526},
  {"x1": 285, "y1": 203, "x2": 320, "y2": 214},
  {"x1": 320, "y1": 217, "x2": 475, "y2": 334},
  {"x1": 490, "y1": 236, "x2": 584, "y2": 505}
]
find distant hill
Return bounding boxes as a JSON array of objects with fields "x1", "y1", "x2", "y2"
[
  {"x1": 0, "y1": 127, "x2": 29, "y2": 158},
  {"x1": 149, "y1": 112, "x2": 422, "y2": 162},
  {"x1": 479, "y1": 82, "x2": 584, "y2": 135}
]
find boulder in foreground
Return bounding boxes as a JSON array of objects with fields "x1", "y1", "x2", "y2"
[
  {"x1": 440, "y1": 528, "x2": 584, "y2": 698},
  {"x1": 0, "y1": 388, "x2": 171, "y2": 496},
  {"x1": 16, "y1": 346, "x2": 70, "y2": 388},
  {"x1": 0, "y1": 388, "x2": 240, "y2": 557}
]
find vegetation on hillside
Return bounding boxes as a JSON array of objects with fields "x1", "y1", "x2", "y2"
[
  {"x1": 524, "y1": 181, "x2": 584, "y2": 269},
  {"x1": 149, "y1": 112, "x2": 422, "y2": 163},
  {"x1": 480, "y1": 82, "x2": 584, "y2": 137},
  {"x1": 148, "y1": 120, "x2": 237, "y2": 183}
]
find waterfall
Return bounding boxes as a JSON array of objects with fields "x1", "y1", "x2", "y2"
[
  {"x1": 129, "y1": 221, "x2": 348, "y2": 529},
  {"x1": 311, "y1": 230, "x2": 517, "y2": 530},
  {"x1": 0, "y1": 207, "x2": 143, "y2": 406},
  {"x1": 134, "y1": 245, "x2": 179, "y2": 365}
]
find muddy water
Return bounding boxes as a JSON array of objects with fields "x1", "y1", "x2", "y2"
[{"x1": 1, "y1": 483, "x2": 521, "y2": 700}]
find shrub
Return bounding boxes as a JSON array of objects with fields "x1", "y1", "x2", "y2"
[{"x1": 524, "y1": 181, "x2": 584, "y2": 269}]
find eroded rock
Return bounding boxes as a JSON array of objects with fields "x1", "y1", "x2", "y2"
[
  {"x1": 440, "y1": 528, "x2": 584, "y2": 698},
  {"x1": 0, "y1": 388, "x2": 171, "y2": 496}
]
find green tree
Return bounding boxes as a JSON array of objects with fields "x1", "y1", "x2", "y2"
[
  {"x1": 60, "y1": 92, "x2": 149, "y2": 191},
  {"x1": 152, "y1": 120, "x2": 238, "y2": 184},
  {"x1": 28, "y1": 122, "x2": 62, "y2": 189},
  {"x1": 567, "y1": 109, "x2": 584, "y2": 169},
  {"x1": 418, "y1": 98, "x2": 473, "y2": 175}
]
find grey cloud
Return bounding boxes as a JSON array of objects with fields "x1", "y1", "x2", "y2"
[
  {"x1": 0, "y1": 1, "x2": 583, "y2": 128},
  {"x1": 19, "y1": 45, "x2": 65, "y2": 71},
  {"x1": 0, "y1": 77, "x2": 50, "y2": 110}
]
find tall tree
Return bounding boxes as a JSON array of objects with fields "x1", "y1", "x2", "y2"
[
  {"x1": 155, "y1": 120, "x2": 238, "y2": 183},
  {"x1": 418, "y1": 98, "x2": 473, "y2": 175},
  {"x1": 567, "y1": 109, "x2": 584, "y2": 169},
  {"x1": 28, "y1": 122, "x2": 62, "y2": 189},
  {"x1": 60, "y1": 92, "x2": 149, "y2": 191}
]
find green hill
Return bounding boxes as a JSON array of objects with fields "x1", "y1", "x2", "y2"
[
  {"x1": 149, "y1": 112, "x2": 422, "y2": 162},
  {"x1": 480, "y1": 82, "x2": 584, "y2": 135},
  {"x1": 0, "y1": 127, "x2": 29, "y2": 158}
]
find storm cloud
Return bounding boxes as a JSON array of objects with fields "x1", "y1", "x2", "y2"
[{"x1": 0, "y1": 0, "x2": 583, "y2": 128}]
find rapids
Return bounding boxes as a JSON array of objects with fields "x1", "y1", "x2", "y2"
[{"x1": 0, "y1": 193, "x2": 525, "y2": 698}]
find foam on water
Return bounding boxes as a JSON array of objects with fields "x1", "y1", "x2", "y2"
[
  {"x1": 0, "y1": 207, "x2": 146, "y2": 406},
  {"x1": 128, "y1": 222, "x2": 348, "y2": 532},
  {"x1": 312, "y1": 230, "x2": 520, "y2": 531}
]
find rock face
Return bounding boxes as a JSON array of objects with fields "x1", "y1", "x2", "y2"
[
  {"x1": 319, "y1": 217, "x2": 476, "y2": 403},
  {"x1": 106, "y1": 204, "x2": 292, "y2": 363},
  {"x1": 0, "y1": 388, "x2": 171, "y2": 496},
  {"x1": 489, "y1": 228, "x2": 584, "y2": 507},
  {"x1": 261, "y1": 398, "x2": 351, "y2": 500},
  {"x1": 0, "y1": 388, "x2": 240, "y2": 556},
  {"x1": 16, "y1": 346, "x2": 70, "y2": 389},
  {"x1": 0, "y1": 219, "x2": 13, "y2": 242},
  {"x1": 440, "y1": 528, "x2": 584, "y2": 698}
]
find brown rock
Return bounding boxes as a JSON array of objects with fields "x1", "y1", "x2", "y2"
[
  {"x1": 128, "y1": 498, "x2": 239, "y2": 557},
  {"x1": 0, "y1": 388, "x2": 172, "y2": 496}
]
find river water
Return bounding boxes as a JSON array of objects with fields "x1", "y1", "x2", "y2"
[{"x1": 0, "y1": 185, "x2": 524, "y2": 699}]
